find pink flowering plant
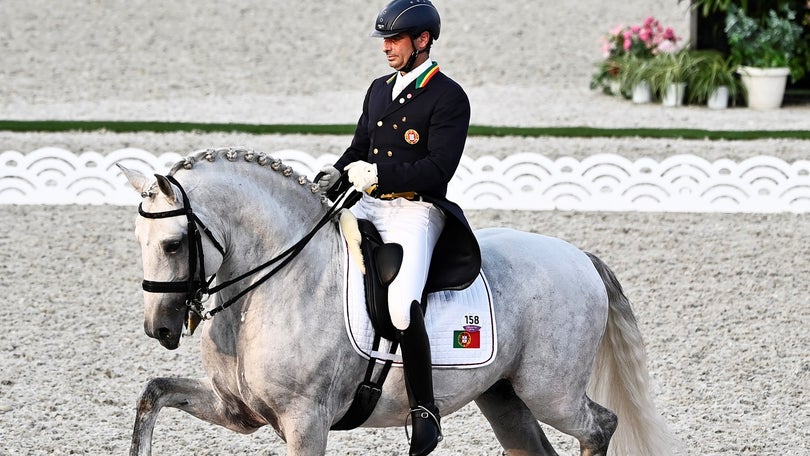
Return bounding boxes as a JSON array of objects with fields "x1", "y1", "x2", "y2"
[
  {"x1": 591, "y1": 17, "x2": 682, "y2": 94},
  {"x1": 603, "y1": 17, "x2": 680, "y2": 59}
]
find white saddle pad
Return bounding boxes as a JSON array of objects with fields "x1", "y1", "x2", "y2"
[{"x1": 340, "y1": 240, "x2": 497, "y2": 369}]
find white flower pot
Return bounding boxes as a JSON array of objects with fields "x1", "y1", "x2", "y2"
[
  {"x1": 662, "y1": 82, "x2": 687, "y2": 107},
  {"x1": 609, "y1": 79, "x2": 621, "y2": 96},
  {"x1": 707, "y1": 86, "x2": 729, "y2": 109},
  {"x1": 631, "y1": 81, "x2": 652, "y2": 104},
  {"x1": 737, "y1": 66, "x2": 789, "y2": 110}
]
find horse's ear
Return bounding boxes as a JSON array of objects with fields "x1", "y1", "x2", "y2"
[
  {"x1": 155, "y1": 174, "x2": 176, "y2": 200},
  {"x1": 116, "y1": 163, "x2": 154, "y2": 197}
]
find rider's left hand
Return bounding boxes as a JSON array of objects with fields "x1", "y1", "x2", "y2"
[
  {"x1": 317, "y1": 165, "x2": 341, "y2": 191},
  {"x1": 344, "y1": 161, "x2": 378, "y2": 192}
]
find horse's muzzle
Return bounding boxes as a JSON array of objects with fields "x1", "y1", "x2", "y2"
[
  {"x1": 155, "y1": 327, "x2": 181, "y2": 350},
  {"x1": 144, "y1": 319, "x2": 182, "y2": 350}
]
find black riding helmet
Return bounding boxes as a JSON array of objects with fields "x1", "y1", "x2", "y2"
[
  {"x1": 371, "y1": 0, "x2": 441, "y2": 72},
  {"x1": 371, "y1": 0, "x2": 441, "y2": 40}
]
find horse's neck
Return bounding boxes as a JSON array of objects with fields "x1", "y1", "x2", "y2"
[
  {"x1": 184, "y1": 154, "x2": 348, "y2": 367},
  {"x1": 210, "y1": 186, "x2": 346, "y2": 340},
  {"x1": 195, "y1": 165, "x2": 342, "y2": 297}
]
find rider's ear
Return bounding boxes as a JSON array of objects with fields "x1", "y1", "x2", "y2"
[
  {"x1": 154, "y1": 174, "x2": 176, "y2": 201},
  {"x1": 416, "y1": 31, "x2": 431, "y2": 51}
]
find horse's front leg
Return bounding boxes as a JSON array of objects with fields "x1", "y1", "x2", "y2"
[
  {"x1": 274, "y1": 405, "x2": 331, "y2": 456},
  {"x1": 130, "y1": 376, "x2": 261, "y2": 456}
]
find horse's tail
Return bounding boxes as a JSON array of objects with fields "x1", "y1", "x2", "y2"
[{"x1": 585, "y1": 252, "x2": 685, "y2": 456}]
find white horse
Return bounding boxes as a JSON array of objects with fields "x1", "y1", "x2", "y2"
[{"x1": 119, "y1": 147, "x2": 682, "y2": 456}]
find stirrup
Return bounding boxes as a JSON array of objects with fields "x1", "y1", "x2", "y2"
[{"x1": 404, "y1": 405, "x2": 443, "y2": 443}]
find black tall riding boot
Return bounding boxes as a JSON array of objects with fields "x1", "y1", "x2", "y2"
[{"x1": 399, "y1": 300, "x2": 442, "y2": 456}]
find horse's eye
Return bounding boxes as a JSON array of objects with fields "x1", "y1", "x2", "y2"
[{"x1": 163, "y1": 240, "x2": 183, "y2": 254}]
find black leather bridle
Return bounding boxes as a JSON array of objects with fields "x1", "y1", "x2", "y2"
[
  {"x1": 138, "y1": 175, "x2": 225, "y2": 319},
  {"x1": 137, "y1": 173, "x2": 357, "y2": 321}
]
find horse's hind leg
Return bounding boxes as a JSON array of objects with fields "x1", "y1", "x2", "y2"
[
  {"x1": 475, "y1": 380, "x2": 558, "y2": 456},
  {"x1": 572, "y1": 397, "x2": 617, "y2": 456},
  {"x1": 131, "y1": 377, "x2": 261, "y2": 456},
  {"x1": 523, "y1": 392, "x2": 617, "y2": 456}
]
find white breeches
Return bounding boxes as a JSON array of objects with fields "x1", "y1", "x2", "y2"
[{"x1": 350, "y1": 194, "x2": 446, "y2": 330}]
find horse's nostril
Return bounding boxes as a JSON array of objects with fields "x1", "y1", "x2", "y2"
[{"x1": 156, "y1": 328, "x2": 172, "y2": 340}]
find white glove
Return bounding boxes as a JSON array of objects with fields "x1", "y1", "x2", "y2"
[
  {"x1": 316, "y1": 165, "x2": 341, "y2": 191},
  {"x1": 344, "y1": 161, "x2": 378, "y2": 192}
]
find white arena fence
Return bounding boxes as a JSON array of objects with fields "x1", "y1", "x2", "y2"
[{"x1": 2, "y1": 147, "x2": 810, "y2": 213}]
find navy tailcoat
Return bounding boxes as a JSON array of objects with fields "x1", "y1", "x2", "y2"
[{"x1": 334, "y1": 63, "x2": 481, "y2": 292}]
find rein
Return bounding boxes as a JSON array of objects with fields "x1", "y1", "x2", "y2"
[{"x1": 138, "y1": 173, "x2": 358, "y2": 321}]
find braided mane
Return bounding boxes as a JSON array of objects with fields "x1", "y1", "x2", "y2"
[{"x1": 166, "y1": 146, "x2": 324, "y2": 202}]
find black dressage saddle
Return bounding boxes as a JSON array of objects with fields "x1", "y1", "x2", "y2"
[{"x1": 355, "y1": 218, "x2": 404, "y2": 341}]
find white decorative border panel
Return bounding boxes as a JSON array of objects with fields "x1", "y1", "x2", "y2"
[{"x1": 2, "y1": 148, "x2": 809, "y2": 213}]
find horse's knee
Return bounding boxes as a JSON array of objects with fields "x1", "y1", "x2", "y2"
[
  {"x1": 137, "y1": 377, "x2": 171, "y2": 411},
  {"x1": 137, "y1": 377, "x2": 198, "y2": 412}
]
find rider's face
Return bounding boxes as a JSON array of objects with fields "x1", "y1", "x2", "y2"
[
  {"x1": 382, "y1": 32, "x2": 428, "y2": 72},
  {"x1": 382, "y1": 33, "x2": 413, "y2": 71}
]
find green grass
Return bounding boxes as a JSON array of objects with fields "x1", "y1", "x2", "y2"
[
  {"x1": 0, "y1": 120, "x2": 355, "y2": 135},
  {"x1": 0, "y1": 120, "x2": 808, "y2": 140},
  {"x1": 467, "y1": 126, "x2": 810, "y2": 140}
]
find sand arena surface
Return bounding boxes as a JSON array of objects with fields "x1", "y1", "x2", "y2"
[
  {"x1": 1, "y1": 206, "x2": 808, "y2": 455},
  {"x1": 1, "y1": 0, "x2": 807, "y2": 129},
  {"x1": 1, "y1": 0, "x2": 809, "y2": 454}
]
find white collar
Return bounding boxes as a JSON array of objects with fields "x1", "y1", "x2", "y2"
[{"x1": 392, "y1": 58, "x2": 434, "y2": 99}]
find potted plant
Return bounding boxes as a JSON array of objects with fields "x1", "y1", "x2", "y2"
[
  {"x1": 591, "y1": 17, "x2": 681, "y2": 97},
  {"x1": 590, "y1": 57, "x2": 624, "y2": 96},
  {"x1": 646, "y1": 49, "x2": 696, "y2": 107},
  {"x1": 618, "y1": 55, "x2": 656, "y2": 103},
  {"x1": 686, "y1": 50, "x2": 743, "y2": 108},
  {"x1": 725, "y1": 4, "x2": 808, "y2": 109}
]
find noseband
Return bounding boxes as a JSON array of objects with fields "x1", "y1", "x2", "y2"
[{"x1": 137, "y1": 173, "x2": 358, "y2": 322}]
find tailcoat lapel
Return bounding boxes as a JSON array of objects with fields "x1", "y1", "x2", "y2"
[{"x1": 377, "y1": 62, "x2": 440, "y2": 119}]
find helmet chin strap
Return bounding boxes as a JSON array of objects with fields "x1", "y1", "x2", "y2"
[{"x1": 397, "y1": 38, "x2": 421, "y2": 73}]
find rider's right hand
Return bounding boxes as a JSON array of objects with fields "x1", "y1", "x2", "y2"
[{"x1": 317, "y1": 166, "x2": 341, "y2": 192}]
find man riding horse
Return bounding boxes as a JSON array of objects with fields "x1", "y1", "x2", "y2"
[{"x1": 318, "y1": 1, "x2": 481, "y2": 454}]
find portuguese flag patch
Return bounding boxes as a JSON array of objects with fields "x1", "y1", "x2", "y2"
[{"x1": 453, "y1": 325, "x2": 481, "y2": 349}]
